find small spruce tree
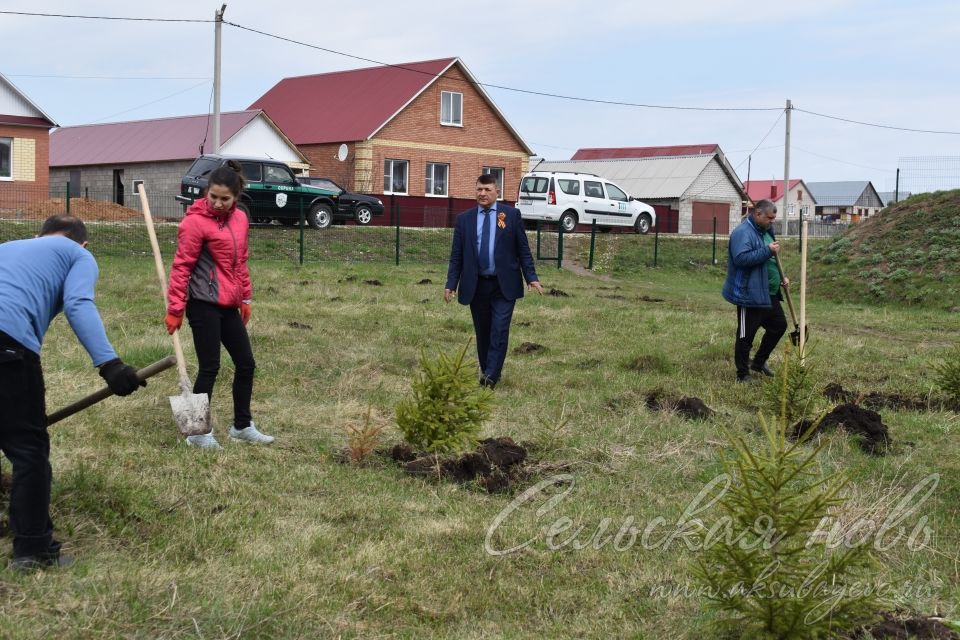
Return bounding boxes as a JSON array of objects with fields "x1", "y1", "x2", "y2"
[
  {"x1": 933, "y1": 342, "x2": 960, "y2": 406},
  {"x1": 396, "y1": 342, "x2": 492, "y2": 454},
  {"x1": 693, "y1": 408, "x2": 881, "y2": 637}
]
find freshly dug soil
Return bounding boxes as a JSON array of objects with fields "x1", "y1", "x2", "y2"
[
  {"x1": 548, "y1": 288, "x2": 570, "y2": 297},
  {"x1": 639, "y1": 295, "x2": 665, "y2": 303},
  {"x1": 645, "y1": 389, "x2": 714, "y2": 420},
  {"x1": 416, "y1": 278, "x2": 432, "y2": 284},
  {"x1": 824, "y1": 382, "x2": 958, "y2": 412},
  {"x1": 851, "y1": 611, "x2": 960, "y2": 639},
  {"x1": 15, "y1": 197, "x2": 144, "y2": 222},
  {"x1": 513, "y1": 342, "x2": 544, "y2": 354},
  {"x1": 287, "y1": 321, "x2": 313, "y2": 330},
  {"x1": 389, "y1": 437, "x2": 529, "y2": 493},
  {"x1": 792, "y1": 403, "x2": 891, "y2": 454}
]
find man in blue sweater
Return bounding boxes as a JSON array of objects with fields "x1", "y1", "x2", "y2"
[
  {"x1": 0, "y1": 215, "x2": 143, "y2": 571},
  {"x1": 721, "y1": 200, "x2": 789, "y2": 384}
]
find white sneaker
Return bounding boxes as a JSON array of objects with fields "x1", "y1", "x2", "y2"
[
  {"x1": 228, "y1": 422, "x2": 274, "y2": 445},
  {"x1": 185, "y1": 432, "x2": 222, "y2": 449}
]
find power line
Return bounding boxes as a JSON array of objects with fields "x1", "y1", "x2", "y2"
[
  {"x1": 0, "y1": 10, "x2": 210, "y2": 22},
  {"x1": 686, "y1": 109, "x2": 785, "y2": 199},
  {"x1": 795, "y1": 107, "x2": 960, "y2": 136},
  {"x1": 87, "y1": 80, "x2": 210, "y2": 124},
  {"x1": 224, "y1": 21, "x2": 782, "y2": 113},
  {"x1": 792, "y1": 145, "x2": 894, "y2": 173},
  {"x1": 7, "y1": 74, "x2": 211, "y2": 81}
]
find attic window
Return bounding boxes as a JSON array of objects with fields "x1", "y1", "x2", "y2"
[
  {"x1": 441, "y1": 91, "x2": 462, "y2": 126},
  {"x1": 0, "y1": 138, "x2": 11, "y2": 180}
]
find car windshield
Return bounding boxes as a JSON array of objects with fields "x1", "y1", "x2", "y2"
[
  {"x1": 309, "y1": 178, "x2": 342, "y2": 193},
  {"x1": 187, "y1": 157, "x2": 222, "y2": 178}
]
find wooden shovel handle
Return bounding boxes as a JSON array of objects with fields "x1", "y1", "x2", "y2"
[
  {"x1": 47, "y1": 356, "x2": 177, "y2": 425},
  {"x1": 773, "y1": 252, "x2": 799, "y2": 326},
  {"x1": 137, "y1": 184, "x2": 192, "y2": 392}
]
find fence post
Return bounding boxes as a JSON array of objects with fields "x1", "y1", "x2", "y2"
[
  {"x1": 557, "y1": 223, "x2": 563, "y2": 269},
  {"x1": 536, "y1": 220, "x2": 542, "y2": 260},
  {"x1": 712, "y1": 216, "x2": 717, "y2": 265},
  {"x1": 298, "y1": 198, "x2": 305, "y2": 266},
  {"x1": 653, "y1": 228, "x2": 659, "y2": 268},
  {"x1": 65, "y1": 182, "x2": 70, "y2": 215},
  {"x1": 588, "y1": 219, "x2": 597, "y2": 269},
  {"x1": 394, "y1": 198, "x2": 400, "y2": 266}
]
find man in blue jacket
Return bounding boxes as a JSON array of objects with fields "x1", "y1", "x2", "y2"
[
  {"x1": 721, "y1": 200, "x2": 789, "y2": 383},
  {"x1": 445, "y1": 174, "x2": 544, "y2": 388},
  {"x1": 0, "y1": 215, "x2": 143, "y2": 572}
]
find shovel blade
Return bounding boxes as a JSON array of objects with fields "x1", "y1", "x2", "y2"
[
  {"x1": 169, "y1": 392, "x2": 211, "y2": 436},
  {"x1": 789, "y1": 329, "x2": 801, "y2": 346}
]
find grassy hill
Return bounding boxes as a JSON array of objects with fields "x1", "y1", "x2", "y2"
[{"x1": 809, "y1": 190, "x2": 960, "y2": 309}]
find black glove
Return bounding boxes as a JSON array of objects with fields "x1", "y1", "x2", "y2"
[{"x1": 98, "y1": 359, "x2": 145, "y2": 397}]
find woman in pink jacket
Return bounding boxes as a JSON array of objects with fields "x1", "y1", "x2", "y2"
[{"x1": 165, "y1": 161, "x2": 273, "y2": 449}]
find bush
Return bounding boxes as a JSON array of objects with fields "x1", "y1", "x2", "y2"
[
  {"x1": 395, "y1": 343, "x2": 492, "y2": 454},
  {"x1": 933, "y1": 343, "x2": 960, "y2": 405},
  {"x1": 693, "y1": 409, "x2": 881, "y2": 638}
]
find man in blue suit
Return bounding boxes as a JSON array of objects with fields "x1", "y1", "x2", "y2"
[{"x1": 445, "y1": 174, "x2": 544, "y2": 388}]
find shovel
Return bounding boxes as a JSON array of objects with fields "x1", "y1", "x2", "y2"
[
  {"x1": 773, "y1": 252, "x2": 807, "y2": 347},
  {"x1": 137, "y1": 184, "x2": 211, "y2": 436},
  {"x1": 47, "y1": 356, "x2": 177, "y2": 425}
]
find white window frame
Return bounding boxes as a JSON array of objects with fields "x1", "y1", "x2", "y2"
[
  {"x1": 383, "y1": 159, "x2": 409, "y2": 195},
  {"x1": 440, "y1": 91, "x2": 463, "y2": 127},
  {"x1": 0, "y1": 137, "x2": 12, "y2": 181},
  {"x1": 482, "y1": 166, "x2": 504, "y2": 199},
  {"x1": 425, "y1": 162, "x2": 449, "y2": 197}
]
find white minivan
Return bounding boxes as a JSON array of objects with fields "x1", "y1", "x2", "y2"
[{"x1": 516, "y1": 171, "x2": 656, "y2": 234}]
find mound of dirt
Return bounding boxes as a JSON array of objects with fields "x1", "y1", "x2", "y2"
[
  {"x1": 824, "y1": 382, "x2": 958, "y2": 412},
  {"x1": 12, "y1": 197, "x2": 145, "y2": 222},
  {"x1": 851, "y1": 611, "x2": 960, "y2": 639},
  {"x1": 514, "y1": 342, "x2": 544, "y2": 354},
  {"x1": 645, "y1": 389, "x2": 714, "y2": 420},
  {"x1": 810, "y1": 190, "x2": 960, "y2": 308},
  {"x1": 792, "y1": 403, "x2": 891, "y2": 454},
  {"x1": 389, "y1": 437, "x2": 529, "y2": 493}
]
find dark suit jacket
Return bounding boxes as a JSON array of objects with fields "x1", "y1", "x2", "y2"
[{"x1": 445, "y1": 204, "x2": 538, "y2": 304}]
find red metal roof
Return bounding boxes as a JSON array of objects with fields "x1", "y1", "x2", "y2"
[
  {"x1": 743, "y1": 179, "x2": 803, "y2": 203},
  {"x1": 0, "y1": 114, "x2": 56, "y2": 128},
  {"x1": 50, "y1": 111, "x2": 263, "y2": 167},
  {"x1": 571, "y1": 144, "x2": 721, "y2": 160},
  {"x1": 248, "y1": 58, "x2": 459, "y2": 144}
]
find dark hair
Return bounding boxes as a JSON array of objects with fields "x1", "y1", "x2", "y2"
[
  {"x1": 755, "y1": 199, "x2": 777, "y2": 215},
  {"x1": 208, "y1": 159, "x2": 246, "y2": 197},
  {"x1": 477, "y1": 173, "x2": 498, "y2": 187},
  {"x1": 40, "y1": 214, "x2": 88, "y2": 244}
]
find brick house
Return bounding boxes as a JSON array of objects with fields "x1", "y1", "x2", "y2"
[
  {"x1": 537, "y1": 145, "x2": 747, "y2": 234},
  {"x1": 0, "y1": 71, "x2": 58, "y2": 207},
  {"x1": 249, "y1": 58, "x2": 533, "y2": 203}
]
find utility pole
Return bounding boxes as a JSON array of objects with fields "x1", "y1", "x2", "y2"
[
  {"x1": 212, "y1": 4, "x2": 227, "y2": 152},
  {"x1": 895, "y1": 167, "x2": 900, "y2": 204},
  {"x1": 781, "y1": 99, "x2": 792, "y2": 236}
]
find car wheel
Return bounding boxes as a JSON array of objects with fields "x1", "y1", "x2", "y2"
[
  {"x1": 354, "y1": 205, "x2": 373, "y2": 225},
  {"x1": 237, "y1": 202, "x2": 253, "y2": 224},
  {"x1": 308, "y1": 203, "x2": 333, "y2": 229},
  {"x1": 635, "y1": 213, "x2": 652, "y2": 235},
  {"x1": 559, "y1": 211, "x2": 578, "y2": 233}
]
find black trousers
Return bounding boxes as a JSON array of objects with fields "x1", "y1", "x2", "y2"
[
  {"x1": 186, "y1": 300, "x2": 256, "y2": 429},
  {"x1": 735, "y1": 296, "x2": 788, "y2": 379},
  {"x1": 0, "y1": 332, "x2": 60, "y2": 558}
]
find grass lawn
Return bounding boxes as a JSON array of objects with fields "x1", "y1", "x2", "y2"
[{"x1": 0, "y1": 235, "x2": 957, "y2": 639}]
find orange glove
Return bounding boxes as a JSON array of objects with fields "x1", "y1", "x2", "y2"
[
  {"x1": 240, "y1": 302, "x2": 251, "y2": 325},
  {"x1": 165, "y1": 312, "x2": 183, "y2": 335}
]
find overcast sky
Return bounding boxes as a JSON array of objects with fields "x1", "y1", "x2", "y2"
[{"x1": 2, "y1": 0, "x2": 959, "y2": 193}]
